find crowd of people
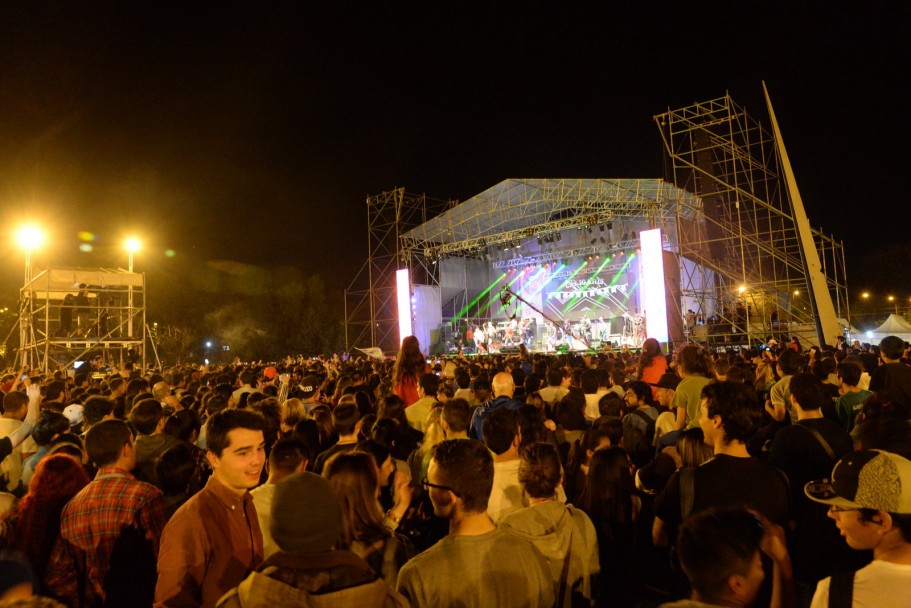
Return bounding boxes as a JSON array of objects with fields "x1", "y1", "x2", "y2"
[{"x1": 0, "y1": 332, "x2": 910, "y2": 607}]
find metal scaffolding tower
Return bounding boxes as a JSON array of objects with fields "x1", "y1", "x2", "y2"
[
  {"x1": 344, "y1": 189, "x2": 451, "y2": 354},
  {"x1": 17, "y1": 267, "x2": 148, "y2": 371},
  {"x1": 655, "y1": 94, "x2": 849, "y2": 346}
]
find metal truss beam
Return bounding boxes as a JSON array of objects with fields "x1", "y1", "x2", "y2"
[{"x1": 491, "y1": 238, "x2": 643, "y2": 269}]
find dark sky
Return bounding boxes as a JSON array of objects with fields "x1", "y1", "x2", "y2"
[{"x1": 1, "y1": 2, "x2": 907, "y2": 296}]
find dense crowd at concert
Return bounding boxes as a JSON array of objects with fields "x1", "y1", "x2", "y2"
[{"x1": 1, "y1": 333, "x2": 910, "y2": 607}]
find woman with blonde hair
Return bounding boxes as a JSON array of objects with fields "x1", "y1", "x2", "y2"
[
  {"x1": 279, "y1": 398, "x2": 307, "y2": 435},
  {"x1": 323, "y1": 451, "x2": 415, "y2": 589},
  {"x1": 408, "y1": 405, "x2": 444, "y2": 483}
]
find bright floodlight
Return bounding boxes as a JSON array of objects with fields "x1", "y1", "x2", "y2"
[
  {"x1": 125, "y1": 237, "x2": 141, "y2": 253},
  {"x1": 738, "y1": 285, "x2": 747, "y2": 294},
  {"x1": 17, "y1": 226, "x2": 44, "y2": 251}
]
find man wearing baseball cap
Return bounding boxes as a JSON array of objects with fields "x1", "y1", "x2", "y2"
[{"x1": 805, "y1": 449, "x2": 911, "y2": 607}]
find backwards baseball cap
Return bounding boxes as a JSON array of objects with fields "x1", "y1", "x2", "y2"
[
  {"x1": 299, "y1": 375, "x2": 320, "y2": 398},
  {"x1": 63, "y1": 403, "x2": 85, "y2": 426},
  {"x1": 650, "y1": 373, "x2": 681, "y2": 390},
  {"x1": 805, "y1": 449, "x2": 911, "y2": 514}
]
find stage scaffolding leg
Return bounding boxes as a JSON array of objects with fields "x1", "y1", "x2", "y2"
[{"x1": 146, "y1": 322, "x2": 161, "y2": 370}]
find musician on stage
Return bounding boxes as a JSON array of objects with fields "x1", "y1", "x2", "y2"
[{"x1": 476, "y1": 323, "x2": 487, "y2": 354}]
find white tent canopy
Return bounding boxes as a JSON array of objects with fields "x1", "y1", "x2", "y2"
[{"x1": 868, "y1": 314, "x2": 911, "y2": 343}]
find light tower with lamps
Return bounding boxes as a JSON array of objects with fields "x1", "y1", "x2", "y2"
[
  {"x1": 125, "y1": 237, "x2": 140, "y2": 338},
  {"x1": 17, "y1": 226, "x2": 44, "y2": 284},
  {"x1": 15, "y1": 226, "x2": 44, "y2": 370}
]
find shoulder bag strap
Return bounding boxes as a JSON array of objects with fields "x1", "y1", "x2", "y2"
[
  {"x1": 800, "y1": 423, "x2": 836, "y2": 461},
  {"x1": 556, "y1": 505, "x2": 576, "y2": 608},
  {"x1": 827, "y1": 570, "x2": 854, "y2": 608}
]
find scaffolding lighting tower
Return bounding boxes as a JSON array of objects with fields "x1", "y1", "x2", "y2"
[{"x1": 655, "y1": 93, "x2": 848, "y2": 347}]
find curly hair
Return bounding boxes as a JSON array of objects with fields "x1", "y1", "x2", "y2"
[{"x1": 7, "y1": 454, "x2": 90, "y2": 580}]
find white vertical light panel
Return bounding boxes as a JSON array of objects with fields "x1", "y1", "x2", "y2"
[
  {"x1": 639, "y1": 229, "x2": 669, "y2": 343},
  {"x1": 396, "y1": 268, "x2": 412, "y2": 345}
]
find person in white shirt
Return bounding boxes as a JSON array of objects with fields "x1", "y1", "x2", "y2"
[
  {"x1": 482, "y1": 407, "x2": 524, "y2": 523},
  {"x1": 806, "y1": 449, "x2": 911, "y2": 608},
  {"x1": 250, "y1": 436, "x2": 309, "y2": 559}
]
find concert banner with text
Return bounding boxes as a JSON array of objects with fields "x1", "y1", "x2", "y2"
[{"x1": 541, "y1": 262, "x2": 637, "y2": 323}]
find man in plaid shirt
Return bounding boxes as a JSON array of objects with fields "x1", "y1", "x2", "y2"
[{"x1": 46, "y1": 419, "x2": 170, "y2": 606}]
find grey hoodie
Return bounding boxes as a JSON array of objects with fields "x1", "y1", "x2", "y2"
[{"x1": 500, "y1": 501, "x2": 600, "y2": 607}]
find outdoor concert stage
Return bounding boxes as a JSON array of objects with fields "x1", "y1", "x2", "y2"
[
  {"x1": 345, "y1": 94, "x2": 850, "y2": 356},
  {"x1": 398, "y1": 180, "x2": 691, "y2": 355}
]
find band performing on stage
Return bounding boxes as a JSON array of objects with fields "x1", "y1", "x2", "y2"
[{"x1": 443, "y1": 312, "x2": 647, "y2": 355}]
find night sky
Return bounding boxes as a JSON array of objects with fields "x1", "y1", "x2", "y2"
[{"x1": 1, "y1": 3, "x2": 907, "y2": 299}]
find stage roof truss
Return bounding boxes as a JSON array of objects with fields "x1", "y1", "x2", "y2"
[{"x1": 400, "y1": 178, "x2": 701, "y2": 255}]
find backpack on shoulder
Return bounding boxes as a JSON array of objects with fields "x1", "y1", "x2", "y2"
[
  {"x1": 103, "y1": 513, "x2": 157, "y2": 608},
  {"x1": 624, "y1": 410, "x2": 657, "y2": 467}
]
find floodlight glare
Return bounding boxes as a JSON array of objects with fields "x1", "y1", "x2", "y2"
[
  {"x1": 17, "y1": 226, "x2": 44, "y2": 251},
  {"x1": 125, "y1": 237, "x2": 141, "y2": 253}
]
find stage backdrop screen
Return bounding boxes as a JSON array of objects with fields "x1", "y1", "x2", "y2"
[{"x1": 539, "y1": 257, "x2": 639, "y2": 323}]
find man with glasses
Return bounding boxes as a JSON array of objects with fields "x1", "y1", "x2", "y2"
[
  {"x1": 397, "y1": 439, "x2": 553, "y2": 607},
  {"x1": 805, "y1": 449, "x2": 911, "y2": 608}
]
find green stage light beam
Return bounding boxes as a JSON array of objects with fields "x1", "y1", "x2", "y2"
[{"x1": 454, "y1": 273, "x2": 507, "y2": 320}]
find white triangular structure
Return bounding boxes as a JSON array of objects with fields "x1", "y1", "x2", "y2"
[{"x1": 764, "y1": 82, "x2": 842, "y2": 347}]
